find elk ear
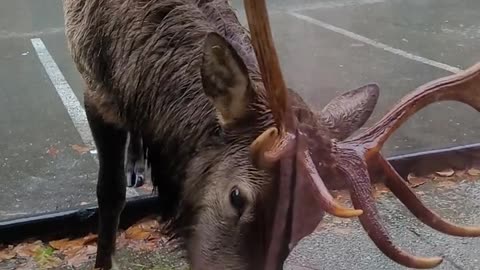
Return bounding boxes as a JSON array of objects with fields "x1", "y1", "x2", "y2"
[
  {"x1": 319, "y1": 83, "x2": 380, "y2": 140},
  {"x1": 201, "y1": 32, "x2": 252, "y2": 126}
]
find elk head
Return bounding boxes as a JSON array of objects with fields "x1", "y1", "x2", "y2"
[{"x1": 243, "y1": 0, "x2": 480, "y2": 269}]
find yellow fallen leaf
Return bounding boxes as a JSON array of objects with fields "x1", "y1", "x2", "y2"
[{"x1": 34, "y1": 246, "x2": 62, "y2": 269}]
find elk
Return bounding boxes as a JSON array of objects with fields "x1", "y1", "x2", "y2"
[{"x1": 62, "y1": 0, "x2": 480, "y2": 269}]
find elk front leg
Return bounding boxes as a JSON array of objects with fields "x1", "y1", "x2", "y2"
[
  {"x1": 85, "y1": 97, "x2": 127, "y2": 270},
  {"x1": 126, "y1": 132, "x2": 145, "y2": 188}
]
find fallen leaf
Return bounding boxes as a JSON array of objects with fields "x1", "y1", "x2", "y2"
[
  {"x1": 46, "y1": 146, "x2": 59, "y2": 158},
  {"x1": 467, "y1": 168, "x2": 480, "y2": 176},
  {"x1": 48, "y1": 238, "x2": 70, "y2": 250},
  {"x1": 373, "y1": 183, "x2": 389, "y2": 198},
  {"x1": 14, "y1": 241, "x2": 42, "y2": 258},
  {"x1": 0, "y1": 246, "x2": 16, "y2": 261},
  {"x1": 82, "y1": 233, "x2": 98, "y2": 245},
  {"x1": 34, "y1": 246, "x2": 62, "y2": 269},
  {"x1": 62, "y1": 245, "x2": 84, "y2": 259},
  {"x1": 138, "y1": 241, "x2": 159, "y2": 251},
  {"x1": 71, "y1": 144, "x2": 92, "y2": 155},
  {"x1": 49, "y1": 234, "x2": 96, "y2": 252},
  {"x1": 16, "y1": 260, "x2": 37, "y2": 270},
  {"x1": 66, "y1": 248, "x2": 92, "y2": 268},
  {"x1": 435, "y1": 168, "x2": 455, "y2": 177},
  {"x1": 85, "y1": 245, "x2": 97, "y2": 256},
  {"x1": 116, "y1": 232, "x2": 129, "y2": 249},
  {"x1": 407, "y1": 177, "x2": 426, "y2": 188},
  {"x1": 125, "y1": 225, "x2": 151, "y2": 240},
  {"x1": 48, "y1": 233, "x2": 98, "y2": 268}
]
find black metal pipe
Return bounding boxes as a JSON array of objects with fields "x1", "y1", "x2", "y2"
[{"x1": 0, "y1": 195, "x2": 159, "y2": 244}]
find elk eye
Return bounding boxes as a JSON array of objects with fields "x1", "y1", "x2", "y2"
[{"x1": 230, "y1": 186, "x2": 245, "y2": 214}]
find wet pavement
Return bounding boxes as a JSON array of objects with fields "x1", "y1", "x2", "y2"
[
  {"x1": 0, "y1": 0, "x2": 479, "y2": 268},
  {"x1": 284, "y1": 176, "x2": 480, "y2": 270}
]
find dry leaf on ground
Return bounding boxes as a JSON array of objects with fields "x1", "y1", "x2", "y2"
[
  {"x1": 467, "y1": 168, "x2": 480, "y2": 176},
  {"x1": 49, "y1": 233, "x2": 98, "y2": 268},
  {"x1": 49, "y1": 233, "x2": 97, "y2": 251},
  {"x1": 124, "y1": 217, "x2": 163, "y2": 241},
  {"x1": 16, "y1": 260, "x2": 37, "y2": 270},
  {"x1": 373, "y1": 183, "x2": 390, "y2": 198},
  {"x1": 82, "y1": 233, "x2": 98, "y2": 245},
  {"x1": 0, "y1": 246, "x2": 16, "y2": 261},
  {"x1": 407, "y1": 175, "x2": 426, "y2": 188},
  {"x1": 125, "y1": 225, "x2": 152, "y2": 240},
  {"x1": 4, "y1": 218, "x2": 167, "y2": 269},
  {"x1": 48, "y1": 238, "x2": 70, "y2": 250},
  {"x1": 13, "y1": 241, "x2": 43, "y2": 258},
  {"x1": 66, "y1": 245, "x2": 97, "y2": 268},
  {"x1": 71, "y1": 144, "x2": 92, "y2": 155},
  {"x1": 435, "y1": 168, "x2": 455, "y2": 177},
  {"x1": 34, "y1": 246, "x2": 62, "y2": 269}
]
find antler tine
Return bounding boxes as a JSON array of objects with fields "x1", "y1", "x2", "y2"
[
  {"x1": 349, "y1": 62, "x2": 480, "y2": 149},
  {"x1": 373, "y1": 154, "x2": 480, "y2": 237},
  {"x1": 243, "y1": 0, "x2": 289, "y2": 132},
  {"x1": 297, "y1": 131, "x2": 363, "y2": 218},
  {"x1": 336, "y1": 146, "x2": 443, "y2": 269}
]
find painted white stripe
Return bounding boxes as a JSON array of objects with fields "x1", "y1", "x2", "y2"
[
  {"x1": 31, "y1": 38, "x2": 139, "y2": 197},
  {"x1": 291, "y1": 0, "x2": 385, "y2": 12},
  {"x1": 0, "y1": 27, "x2": 64, "y2": 40},
  {"x1": 31, "y1": 38, "x2": 95, "y2": 148},
  {"x1": 287, "y1": 12, "x2": 463, "y2": 74}
]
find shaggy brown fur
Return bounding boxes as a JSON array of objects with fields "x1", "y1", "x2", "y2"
[
  {"x1": 63, "y1": 1, "x2": 378, "y2": 269},
  {"x1": 64, "y1": 1, "x2": 278, "y2": 269}
]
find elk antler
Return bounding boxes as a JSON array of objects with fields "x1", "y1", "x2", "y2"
[
  {"x1": 243, "y1": 0, "x2": 288, "y2": 131},
  {"x1": 244, "y1": 0, "x2": 360, "y2": 219},
  {"x1": 333, "y1": 62, "x2": 480, "y2": 268},
  {"x1": 243, "y1": 0, "x2": 480, "y2": 269}
]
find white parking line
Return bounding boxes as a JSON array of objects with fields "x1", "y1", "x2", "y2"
[
  {"x1": 31, "y1": 38, "x2": 95, "y2": 148},
  {"x1": 0, "y1": 27, "x2": 64, "y2": 40},
  {"x1": 287, "y1": 12, "x2": 463, "y2": 74},
  {"x1": 30, "y1": 38, "x2": 139, "y2": 197},
  {"x1": 291, "y1": 0, "x2": 385, "y2": 12}
]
